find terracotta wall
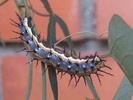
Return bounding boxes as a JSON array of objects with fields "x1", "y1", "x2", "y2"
[{"x1": 0, "y1": 0, "x2": 133, "y2": 100}]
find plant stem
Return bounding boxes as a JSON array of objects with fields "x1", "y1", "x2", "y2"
[
  {"x1": 54, "y1": 31, "x2": 108, "y2": 46},
  {"x1": 41, "y1": 62, "x2": 46, "y2": 100},
  {"x1": 25, "y1": 54, "x2": 33, "y2": 100},
  {"x1": 0, "y1": 0, "x2": 8, "y2": 6}
]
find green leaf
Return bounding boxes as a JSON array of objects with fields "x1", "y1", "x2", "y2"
[
  {"x1": 25, "y1": 54, "x2": 33, "y2": 100},
  {"x1": 41, "y1": 62, "x2": 46, "y2": 100},
  {"x1": 47, "y1": 16, "x2": 58, "y2": 100},
  {"x1": 14, "y1": 0, "x2": 24, "y2": 17},
  {"x1": 86, "y1": 97, "x2": 95, "y2": 100},
  {"x1": 0, "y1": 37, "x2": 5, "y2": 47},
  {"x1": 109, "y1": 14, "x2": 133, "y2": 85},
  {"x1": 41, "y1": 0, "x2": 58, "y2": 99},
  {"x1": 86, "y1": 98, "x2": 91, "y2": 100},
  {"x1": 85, "y1": 77, "x2": 100, "y2": 100},
  {"x1": 47, "y1": 15, "x2": 56, "y2": 46},
  {"x1": 0, "y1": 0, "x2": 8, "y2": 6},
  {"x1": 113, "y1": 76, "x2": 133, "y2": 100},
  {"x1": 54, "y1": 14, "x2": 76, "y2": 55},
  {"x1": 41, "y1": 0, "x2": 53, "y2": 14},
  {"x1": 48, "y1": 65, "x2": 58, "y2": 100},
  {"x1": 23, "y1": 0, "x2": 38, "y2": 35}
]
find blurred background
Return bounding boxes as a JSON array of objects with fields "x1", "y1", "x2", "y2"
[{"x1": 0, "y1": 0, "x2": 133, "y2": 100}]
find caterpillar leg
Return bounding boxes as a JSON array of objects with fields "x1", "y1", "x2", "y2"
[
  {"x1": 74, "y1": 76, "x2": 87, "y2": 87},
  {"x1": 96, "y1": 73, "x2": 102, "y2": 86},
  {"x1": 35, "y1": 60, "x2": 39, "y2": 67},
  {"x1": 68, "y1": 75, "x2": 74, "y2": 87},
  {"x1": 88, "y1": 75, "x2": 93, "y2": 85},
  {"x1": 42, "y1": 67, "x2": 48, "y2": 75},
  {"x1": 60, "y1": 72, "x2": 63, "y2": 79},
  {"x1": 75, "y1": 76, "x2": 81, "y2": 87},
  {"x1": 98, "y1": 69, "x2": 113, "y2": 76},
  {"x1": 15, "y1": 11, "x2": 21, "y2": 21},
  {"x1": 82, "y1": 76, "x2": 87, "y2": 86},
  {"x1": 16, "y1": 48, "x2": 26, "y2": 53},
  {"x1": 10, "y1": 18, "x2": 20, "y2": 26},
  {"x1": 105, "y1": 65, "x2": 112, "y2": 70},
  {"x1": 68, "y1": 75, "x2": 76, "y2": 87}
]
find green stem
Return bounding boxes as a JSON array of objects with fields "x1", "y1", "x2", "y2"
[
  {"x1": 23, "y1": 0, "x2": 38, "y2": 35},
  {"x1": 85, "y1": 76, "x2": 100, "y2": 100},
  {"x1": 23, "y1": 0, "x2": 47, "y2": 99},
  {"x1": 41, "y1": 62, "x2": 46, "y2": 100},
  {"x1": 25, "y1": 54, "x2": 33, "y2": 100},
  {"x1": 14, "y1": 0, "x2": 24, "y2": 17},
  {"x1": 0, "y1": 0, "x2": 8, "y2": 6},
  {"x1": 54, "y1": 31, "x2": 108, "y2": 46},
  {"x1": 0, "y1": 37, "x2": 6, "y2": 47}
]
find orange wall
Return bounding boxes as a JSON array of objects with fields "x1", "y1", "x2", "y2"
[
  {"x1": 96, "y1": 0, "x2": 133, "y2": 39},
  {"x1": 0, "y1": 0, "x2": 133, "y2": 100}
]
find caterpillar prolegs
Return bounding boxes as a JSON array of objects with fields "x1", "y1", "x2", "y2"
[{"x1": 11, "y1": 13, "x2": 113, "y2": 86}]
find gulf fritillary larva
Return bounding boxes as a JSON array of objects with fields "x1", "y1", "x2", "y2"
[{"x1": 10, "y1": 12, "x2": 113, "y2": 86}]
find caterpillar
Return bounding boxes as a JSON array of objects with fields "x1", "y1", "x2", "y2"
[{"x1": 11, "y1": 12, "x2": 113, "y2": 86}]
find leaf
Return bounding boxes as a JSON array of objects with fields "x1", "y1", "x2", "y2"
[
  {"x1": 25, "y1": 54, "x2": 33, "y2": 100},
  {"x1": 54, "y1": 14, "x2": 76, "y2": 55},
  {"x1": 41, "y1": 0, "x2": 53, "y2": 14},
  {"x1": 14, "y1": 0, "x2": 24, "y2": 18},
  {"x1": 41, "y1": 62, "x2": 46, "y2": 100},
  {"x1": 0, "y1": 0, "x2": 8, "y2": 6},
  {"x1": 85, "y1": 77, "x2": 100, "y2": 100},
  {"x1": 47, "y1": 16, "x2": 56, "y2": 46},
  {"x1": 47, "y1": 16, "x2": 58, "y2": 100},
  {"x1": 0, "y1": 37, "x2": 5, "y2": 47},
  {"x1": 109, "y1": 14, "x2": 133, "y2": 85},
  {"x1": 23, "y1": 0, "x2": 38, "y2": 35},
  {"x1": 48, "y1": 65, "x2": 58, "y2": 100},
  {"x1": 113, "y1": 76, "x2": 133, "y2": 100},
  {"x1": 86, "y1": 97, "x2": 91, "y2": 100},
  {"x1": 86, "y1": 97, "x2": 95, "y2": 100}
]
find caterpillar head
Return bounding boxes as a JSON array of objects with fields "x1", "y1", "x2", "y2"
[
  {"x1": 94, "y1": 56, "x2": 100, "y2": 61},
  {"x1": 93, "y1": 55, "x2": 104, "y2": 68},
  {"x1": 94, "y1": 56, "x2": 105, "y2": 69}
]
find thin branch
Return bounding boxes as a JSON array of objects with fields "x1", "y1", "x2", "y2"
[
  {"x1": 0, "y1": 0, "x2": 8, "y2": 6},
  {"x1": 54, "y1": 31, "x2": 108, "y2": 46},
  {"x1": 21, "y1": 5, "x2": 49, "y2": 17},
  {"x1": 54, "y1": 46, "x2": 77, "y2": 58}
]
